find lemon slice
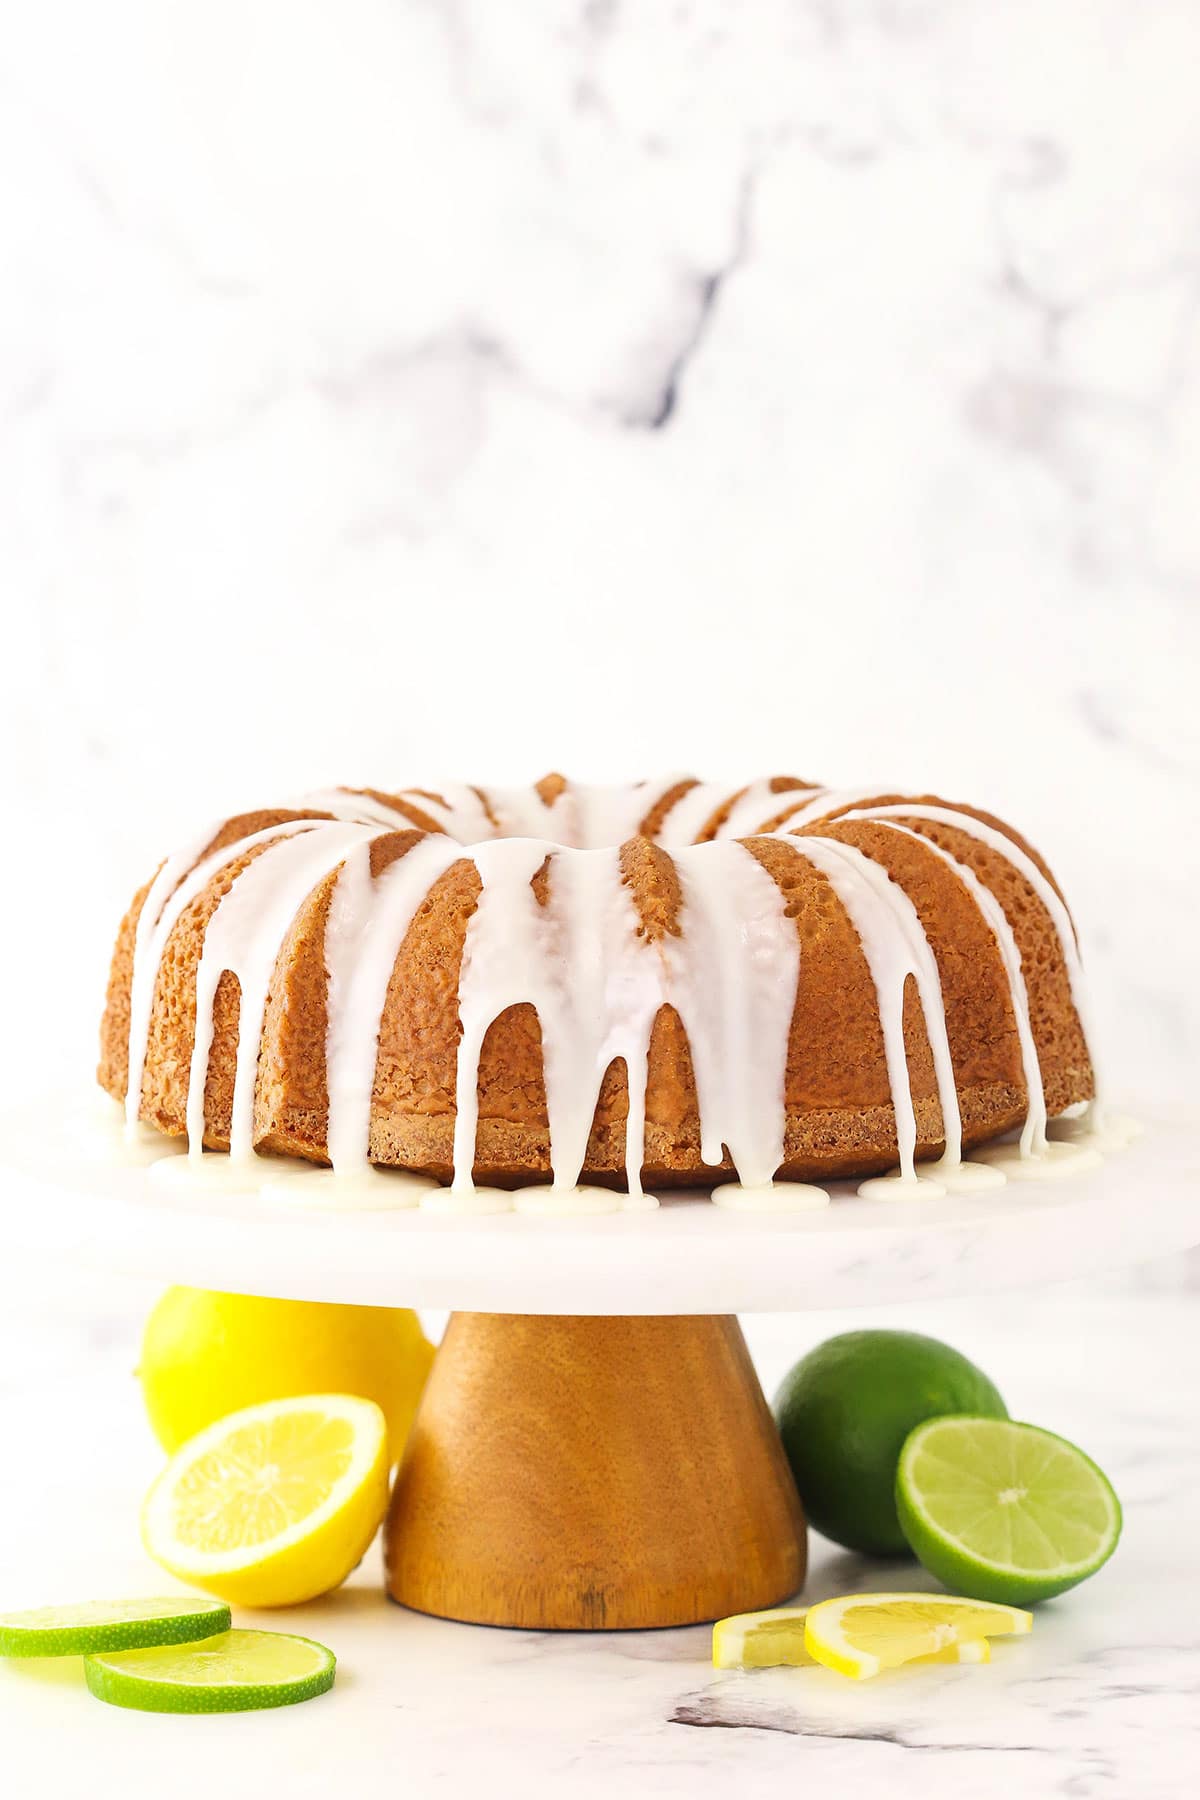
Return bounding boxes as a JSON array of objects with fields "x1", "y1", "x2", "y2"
[
  {"x1": 713, "y1": 1605, "x2": 991, "y2": 1670},
  {"x1": 142, "y1": 1394, "x2": 389, "y2": 1608},
  {"x1": 804, "y1": 1592, "x2": 1031, "y2": 1680}
]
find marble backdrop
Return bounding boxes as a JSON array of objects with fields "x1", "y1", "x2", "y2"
[{"x1": 1, "y1": 0, "x2": 1198, "y2": 1125}]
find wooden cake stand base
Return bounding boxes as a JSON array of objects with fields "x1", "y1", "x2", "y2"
[
  {"x1": 384, "y1": 1313, "x2": 806, "y2": 1631},
  {"x1": 11, "y1": 1102, "x2": 1193, "y2": 1632}
]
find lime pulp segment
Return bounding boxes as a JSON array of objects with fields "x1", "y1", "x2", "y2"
[
  {"x1": 84, "y1": 1629, "x2": 336, "y2": 1714},
  {"x1": 896, "y1": 1416, "x2": 1122, "y2": 1605},
  {"x1": 0, "y1": 1597, "x2": 231, "y2": 1658}
]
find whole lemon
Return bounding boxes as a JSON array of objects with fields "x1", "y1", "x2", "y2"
[
  {"x1": 140, "y1": 1287, "x2": 435, "y2": 1460},
  {"x1": 774, "y1": 1329, "x2": 1007, "y2": 1555}
]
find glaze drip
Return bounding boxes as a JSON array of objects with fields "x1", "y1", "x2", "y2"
[{"x1": 117, "y1": 775, "x2": 1104, "y2": 1205}]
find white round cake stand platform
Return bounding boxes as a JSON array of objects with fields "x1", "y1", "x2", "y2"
[
  {"x1": 4, "y1": 1101, "x2": 1196, "y2": 1314},
  {"x1": 7, "y1": 1100, "x2": 1196, "y2": 1634}
]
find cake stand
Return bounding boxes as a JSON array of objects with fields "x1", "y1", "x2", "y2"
[{"x1": 6, "y1": 1101, "x2": 1197, "y2": 1632}]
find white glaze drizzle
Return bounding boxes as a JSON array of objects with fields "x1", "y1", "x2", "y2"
[
  {"x1": 973, "y1": 1139, "x2": 1104, "y2": 1181},
  {"x1": 399, "y1": 784, "x2": 496, "y2": 846},
  {"x1": 296, "y1": 784, "x2": 495, "y2": 843},
  {"x1": 542, "y1": 845, "x2": 663, "y2": 1200},
  {"x1": 836, "y1": 802, "x2": 1102, "y2": 1112},
  {"x1": 716, "y1": 781, "x2": 817, "y2": 842},
  {"x1": 769, "y1": 785, "x2": 892, "y2": 832},
  {"x1": 323, "y1": 834, "x2": 462, "y2": 1173},
  {"x1": 125, "y1": 819, "x2": 320, "y2": 1133},
  {"x1": 869, "y1": 821, "x2": 1049, "y2": 1158},
  {"x1": 1049, "y1": 1110, "x2": 1142, "y2": 1153},
  {"x1": 857, "y1": 1168, "x2": 946, "y2": 1200},
  {"x1": 571, "y1": 777, "x2": 689, "y2": 851},
  {"x1": 713, "y1": 1181, "x2": 829, "y2": 1212},
  {"x1": 931, "y1": 1159, "x2": 1006, "y2": 1194},
  {"x1": 149, "y1": 1151, "x2": 262, "y2": 1195},
  {"x1": 787, "y1": 835, "x2": 961, "y2": 1187},
  {"x1": 449, "y1": 840, "x2": 666, "y2": 1199},
  {"x1": 513, "y1": 1184, "x2": 623, "y2": 1216},
  {"x1": 446, "y1": 834, "x2": 798, "y2": 1195},
  {"x1": 118, "y1": 776, "x2": 1109, "y2": 1211},
  {"x1": 82, "y1": 1111, "x2": 188, "y2": 1166},
  {"x1": 450, "y1": 838, "x2": 561, "y2": 1193},
  {"x1": 662, "y1": 842, "x2": 800, "y2": 1185},
  {"x1": 186, "y1": 822, "x2": 383, "y2": 1161},
  {"x1": 391, "y1": 784, "x2": 497, "y2": 843},
  {"x1": 654, "y1": 782, "x2": 738, "y2": 848},
  {"x1": 294, "y1": 788, "x2": 419, "y2": 829},
  {"x1": 474, "y1": 786, "x2": 570, "y2": 843}
]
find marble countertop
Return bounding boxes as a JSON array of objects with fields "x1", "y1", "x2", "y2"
[
  {"x1": 3, "y1": 1, "x2": 1197, "y2": 1789},
  {"x1": 3, "y1": 0, "x2": 1199, "y2": 1127},
  {"x1": 2, "y1": 1274, "x2": 1196, "y2": 1798}
]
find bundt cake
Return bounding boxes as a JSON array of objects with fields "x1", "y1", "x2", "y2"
[{"x1": 98, "y1": 775, "x2": 1100, "y2": 1203}]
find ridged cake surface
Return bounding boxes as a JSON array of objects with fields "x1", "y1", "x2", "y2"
[{"x1": 98, "y1": 776, "x2": 1097, "y2": 1196}]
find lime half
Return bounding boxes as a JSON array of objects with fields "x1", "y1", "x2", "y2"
[
  {"x1": 896, "y1": 1416, "x2": 1122, "y2": 1605},
  {"x1": 0, "y1": 1597, "x2": 230, "y2": 1658},
  {"x1": 84, "y1": 1628, "x2": 335, "y2": 1714}
]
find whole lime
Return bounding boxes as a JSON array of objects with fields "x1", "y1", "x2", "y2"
[{"x1": 773, "y1": 1329, "x2": 1007, "y2": 1554}]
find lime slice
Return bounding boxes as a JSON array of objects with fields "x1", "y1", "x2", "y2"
[
  {"x1": 896, "y1": 1416, "x2": 1122, "y2": 1605},
  {"x1": 0, "y1": 1597, "x2": 230, "y2": 1658},
  {"x1": 84, "y1": 1628, "x2": 335, "y2": 1713}
]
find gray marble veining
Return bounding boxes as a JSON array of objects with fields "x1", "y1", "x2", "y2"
[
  {"x1": 1, "y1": 4, "x2": 1197, "y2": 1152},
  {"x1": 1, "y1": 1290, "x2": 1197, "y2": 1795}
]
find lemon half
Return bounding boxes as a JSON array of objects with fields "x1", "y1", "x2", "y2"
[{"x1": 142, "y1": 1394, "x2": 389, "y2": 1608}]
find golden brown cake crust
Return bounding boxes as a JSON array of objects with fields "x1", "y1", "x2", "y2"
[{"x1": 98, "y1": 778, "x2": 1096, "y2": 1187}]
